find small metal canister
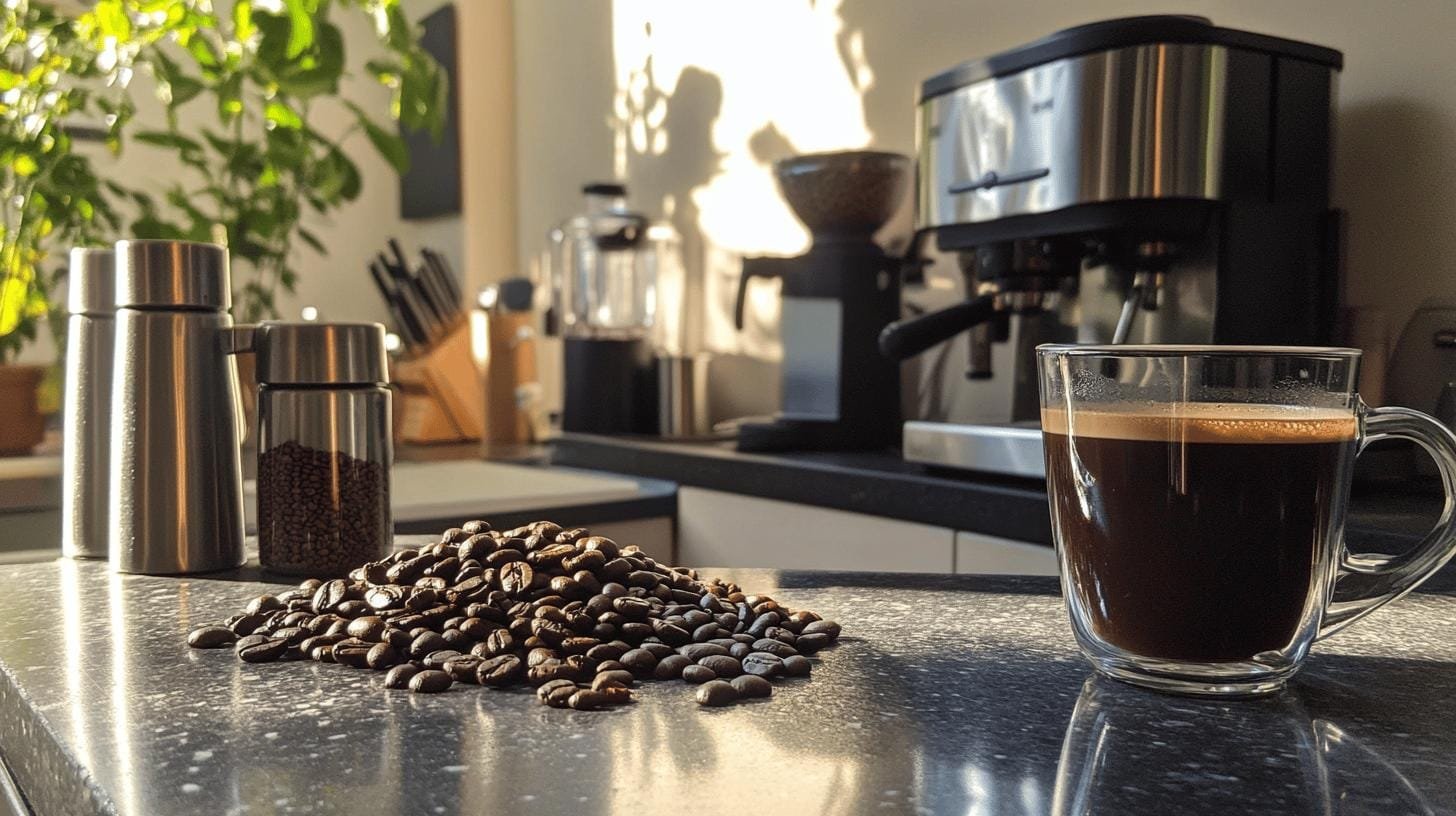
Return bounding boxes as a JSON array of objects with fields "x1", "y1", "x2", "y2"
[
  {"x1": 61, "y1": 247, "x2": 115, "y2": 558},
  {"x1": 253, "y1": 322, "x2": 392, "y2": 576}
]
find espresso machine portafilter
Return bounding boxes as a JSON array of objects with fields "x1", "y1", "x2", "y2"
[{"x1": 887, "y1": 16, "x2": 1345, "y2": 477}]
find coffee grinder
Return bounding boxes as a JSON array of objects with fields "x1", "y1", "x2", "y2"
[
  {"x1": 733, "y1": 151, "x2": 908, "y2": 452},
  {"x1": 883, "y1": 16, "x2": 1345, "y2": 476}
]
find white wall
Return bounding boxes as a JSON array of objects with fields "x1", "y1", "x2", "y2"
[{"x1": 508, "y1": 0, "x2": 1456, "y2": 384}]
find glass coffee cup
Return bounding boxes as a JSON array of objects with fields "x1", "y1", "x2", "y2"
[{"x1": 1037, "y1": 345, "x2": 1456, "y2": 696}]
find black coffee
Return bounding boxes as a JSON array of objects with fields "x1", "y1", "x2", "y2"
[{"x1": 1043, "y1": 406, "x2": 1358, "y2": 662}]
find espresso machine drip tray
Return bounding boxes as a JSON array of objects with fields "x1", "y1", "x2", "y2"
[{"x1": 903, "y1": 421, "x2": 1046, "y2": 479}]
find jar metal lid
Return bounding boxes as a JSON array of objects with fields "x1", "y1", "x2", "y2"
[
  {"x1": 255, "y1": 321, "x2": 390, "y2": 385},
  {"x1": 115, "y1": 239, "x2": 230, "y2": 310},
  {"x1": 67, "y1": 247, "x2": 116, "y2": 315}
]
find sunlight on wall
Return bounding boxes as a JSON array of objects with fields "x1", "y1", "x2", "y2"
[{"x1": 611, "y1": 0, "x2": 874, "y2": 357}]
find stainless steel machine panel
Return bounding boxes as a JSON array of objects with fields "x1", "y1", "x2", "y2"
[{"x1": 918, "y1": 44, "x2": 1228, "y2": 230}]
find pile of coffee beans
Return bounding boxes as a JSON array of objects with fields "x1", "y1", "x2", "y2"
[
  {"x1": 256, "y1": 440, "x2": 389, "y2": 576},
  {"x1": 188, "y1": 519, "x2": 840, "y2": 709}
]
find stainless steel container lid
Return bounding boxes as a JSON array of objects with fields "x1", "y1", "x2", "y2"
[
  {"x1": 255, "y1": 322, "x2": 389, "y2": 386},
  {"x1": 116, "y1": 240, "x2": 230, "y2": 310},
  {"x1": 67, "y1": 247, "x2": 116, "y2": 316}
]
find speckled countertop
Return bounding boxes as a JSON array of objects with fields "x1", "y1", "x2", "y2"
[{"x1": 0, "y1": 555, "x2": 1453, "y2": 816}]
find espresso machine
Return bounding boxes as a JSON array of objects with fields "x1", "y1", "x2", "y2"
[
  {"x1": 883, "y1": 16, "x2": 1344, "y2": 477},
  {"x1": 734, "y1": 151, "x2": 908, "y2": 452}
]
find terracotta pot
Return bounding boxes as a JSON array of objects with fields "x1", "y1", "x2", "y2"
[{"x1": 0, "y1": 364, "x2": 45, "y2": 456}]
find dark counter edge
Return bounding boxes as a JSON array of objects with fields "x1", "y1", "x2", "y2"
[{"x1": 549, "y1": 433, "x2": 1054, "y2": 544}]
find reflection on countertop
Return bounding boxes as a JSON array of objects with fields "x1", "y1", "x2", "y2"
[{"x1": 0, "y1": 559, "x2": 1452, "y2": 814}]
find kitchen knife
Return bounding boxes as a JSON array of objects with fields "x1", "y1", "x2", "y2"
[
  {"x1": 417, "y1": 257, "x2": 460, "y2": 323},
  {"x1": 421, "y1": 247, "x2": 462, "y2": 308},
  {"x1": 389, "y1": 238, "x2": 456, "y2": 325},
  {"x1": 368, "y1": 261, "x2": 426, "y2": 346},
  {"x1": 378, "y1": 250, "x2": 445, "y2": 334},
  {"x1": 375, "y1": 256, "x2": 441, "y2": 341}
]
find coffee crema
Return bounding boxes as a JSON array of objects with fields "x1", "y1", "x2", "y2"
[
  {"x1": 1039, "y1": 404, "x2": 1358, "y2": 444},
  {"x1": 1043, "y1": 403, "x2": 1358, "y2": 663}
]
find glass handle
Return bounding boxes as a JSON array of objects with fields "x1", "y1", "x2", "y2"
[{"x1": 1319, "y1": 405, "x2": 1456, "y2": 639}]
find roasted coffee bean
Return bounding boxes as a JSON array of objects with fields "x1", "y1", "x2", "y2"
[
  {"x1": 196, "y1": 517, "x2": 839, "y2": 712},
  {"x1": 593, "y1": 669, "x2": 635, "y2": 688},
  {"x1": 187, "y1": 626, "x2": 237, "y2": 649},
  {"x1": 731, "y1": 674, "x2": 773, "y2": 699},
  {"x1": 654, "y1": 654, "x2": 691, "y2": 680},
  {"x1": 568, "y1": 689, "x2": 612, "y2": 711},
  {"x1": 586, "y1": 643, "x2": 625, "y2": 663},
  {"x1": 561, "y1": 550, "x2": 605, "y2": 573},
  {"x1": 477, "y1": 655, "x2": 524, "y2": 687},
  {"x1": 596, "y1": 685, "x2": 633, "y2": 705},
  {"x1": 537, "y1": 678, "x2": 577, "y2": 704},
  {"x1": 695, "y1": 680, "x2": 737, "y2": 706},
  {"x1": 236, "y1": 635, "x2": 287, "y2": 663},
  {"x1": 333, "y1": 639, "x2": 374, "y2": 668},
  {"x1": 366, "y1": 643, "x2": 401, "y2": 670},
  {"x1": 409, "y1": 669, "x2": 453, "y2": 693},
  {"x1": 246, "y1": 595, "x2": 285, "y2": 616},
  {"x1": 682, "y1": 664, "x2": 716, "y2": 684},
  {"x1": 543, "y1": 682, "x2": 579, "y2": 708},
  {"x1": 422, "y1": 649, "x2": 463, "y2": 670},
  {"x1": 747, "y1": 612, "x2": 780, "y2": 638},
  {"x1": 782, "y1": 655, "x2": 812, "y2": 677},
  {"x1": 699, "y1": 655, "x2": 741, "y2": 678},
  {"x1": 580, "y1": 536, "x2": 620, "y2": 559},
  {"x1": 346, "y1": 616, "x2": 386, "y2": 641},
  {"x1": 445, "y1": 655, "x2": 484, "y2": 683},
  {"x1": 742, "y1": 652, "x2": 785, "y2": 678},
  {"x1": 752, "y1": 638, "x2": 798, "y2": 658},
  {"x1": 336, "y1": 600, "x2": 369, "y2": 618},
  {"x1": 409, "y1": 632, "x2": 448, "y2": 659},
  {"x1": 311, "y1": 579, "x2": 352, "y2": 614},
  {"x1": 365, "y1": 585, "x2": 405, "y2": 610},
  {"x1": 620, "y1": 648, "x2": 658, "y2": 676},
  {"x1": 677, "y1": 643, "x2": 729, "y2": 662},
  {"x1": 801, "y1": 619, "x2": 841, "y2": 640},
  {"x1": 527, "y1": 543, "x2": 577, "y2": 566},
  {"x1": 229, "y1": 613, "x2": 267, "y2": 636},
  {"x1": 500, "y1": 561, "x2": 534, "y2": 595},
  {"x1": 600, "y1": 558, "x2": 633, "y2": 582},
  {"x1": 795, "y1": 633, "x2": 831, "y2": 653},
  {"x1": 384, "y1": 663, "x2": 422, "y2": 689},
  {"x1": 272, "y1": 626, "x2": 308, "y2": 648},
  {"x1": 653, "y1": 622, "x2": 692, "y2": 647},
  {"x1": 527, "y1": 647, "x2": 559, "y2": 668}
]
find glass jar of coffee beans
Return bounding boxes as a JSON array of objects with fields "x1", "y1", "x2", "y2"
[{"x1": 253, "y1": 322, "x2": 392, "y2": 576}]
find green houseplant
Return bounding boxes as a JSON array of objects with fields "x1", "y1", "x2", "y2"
[{"x1": 0, "y1": 0, "x2": 443, "y2": 453}]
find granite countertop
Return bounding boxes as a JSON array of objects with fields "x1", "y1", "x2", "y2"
[{"x1": 0, "y1": 554, "x2": 1453, "y2": 815}]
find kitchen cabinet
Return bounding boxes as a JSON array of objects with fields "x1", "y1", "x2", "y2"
[
  {"x1": 679, "y1": 486, "x2": 1059, "y2": 575},
  {"x1": 954, "y1": 530, "x2": 1059, "y2": 576},
  {"x1": 678, "y1": 486, "x2": 955, "y2": 572}
]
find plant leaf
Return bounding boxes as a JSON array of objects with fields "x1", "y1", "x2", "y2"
[
  {"x1": 345, "y1": 101, "x2": 408, "y2": 173},
  {"x1": 265, "y1": 99, "x2": 302, "y2": 129},
  {"x1": 283, "y1": 0, "x2": 316, "y2": 59}
]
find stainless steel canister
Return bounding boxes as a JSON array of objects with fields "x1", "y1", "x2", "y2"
[
  {"x1": 253, "y1": 322, "x2": 392, "y2": 576},
  {"x1": 110, "y1": 240, "x2": 248, "y2": 574},
  {"x1": 656, "y1": 353, "x2": 712, "y2": 437},
  {"x1": 61, "y1": 247, "x2": 116, "y2": 558}
]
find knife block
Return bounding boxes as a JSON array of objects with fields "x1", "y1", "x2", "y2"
[{"x1": 392, "y1": 319, "x2": 485, "y2": 444}]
